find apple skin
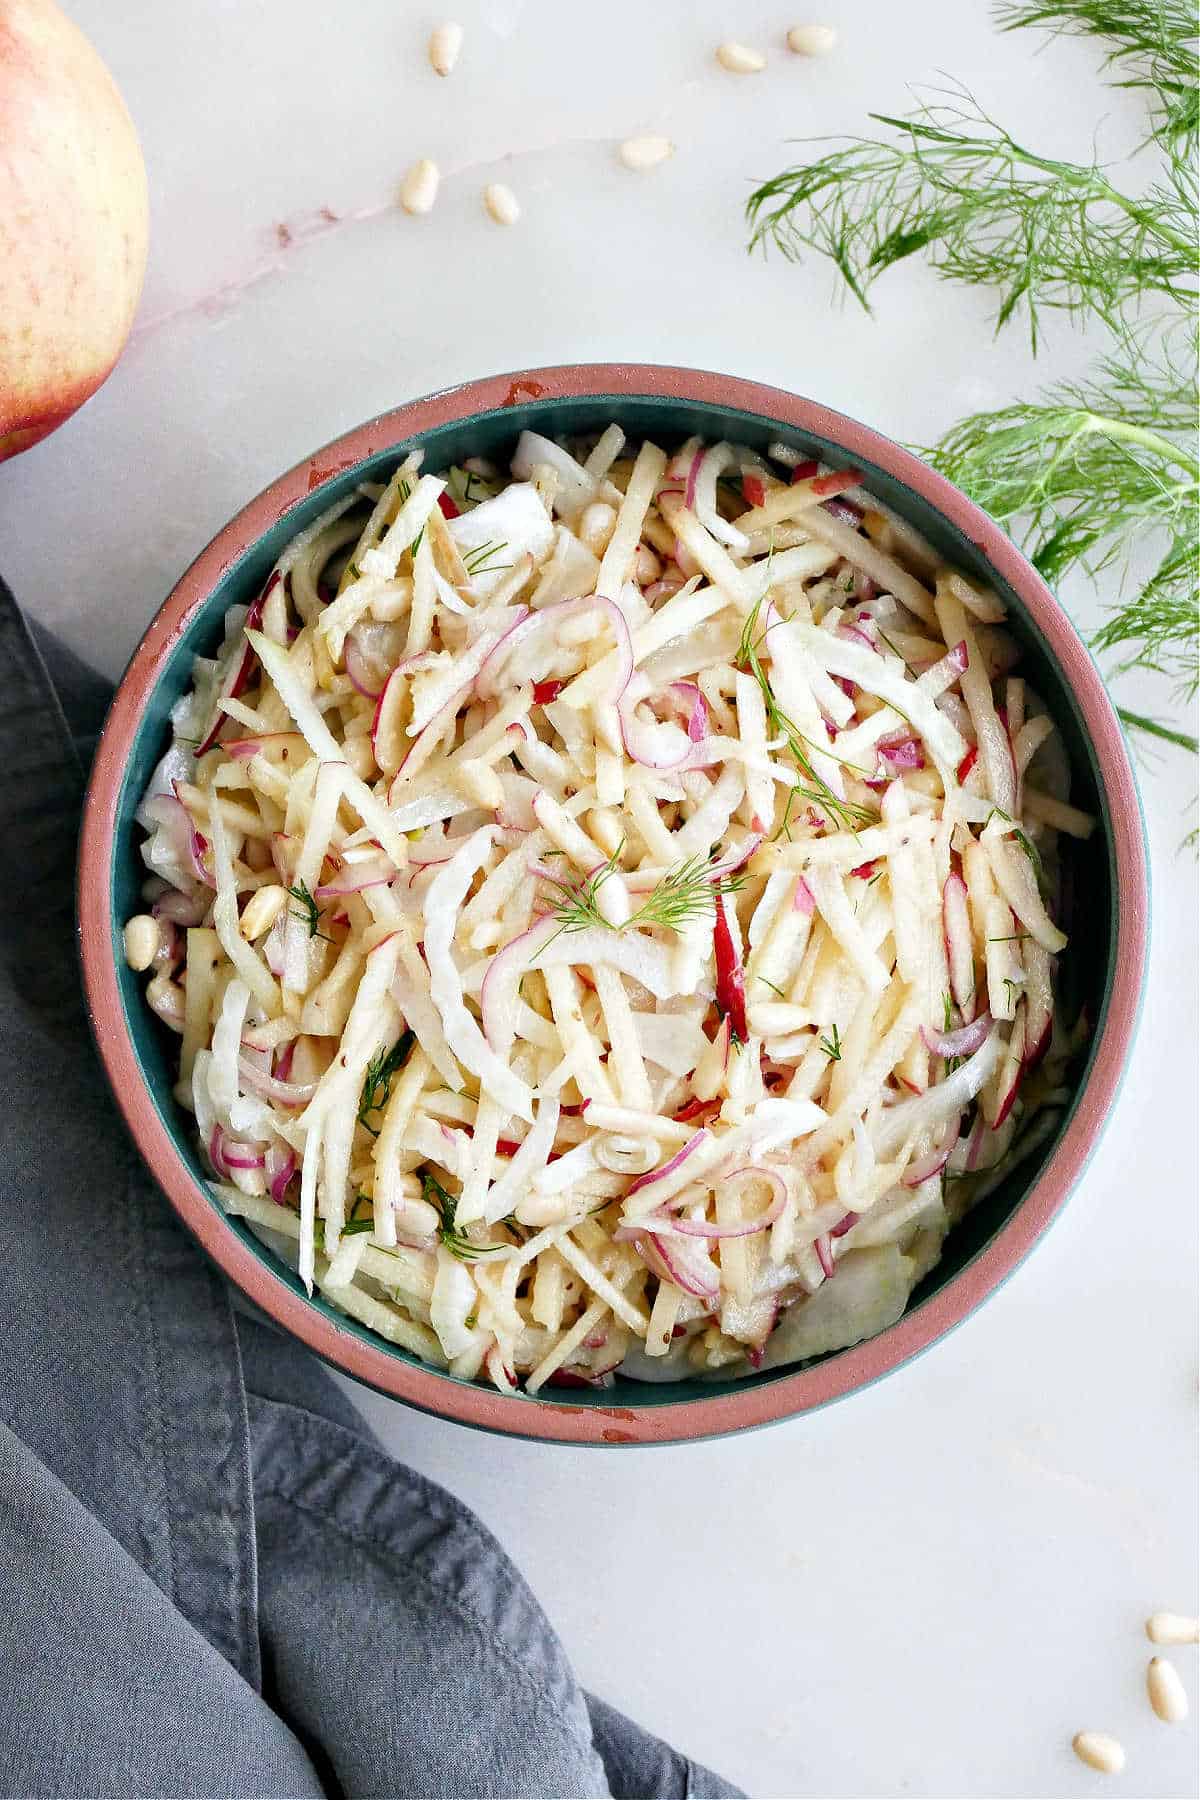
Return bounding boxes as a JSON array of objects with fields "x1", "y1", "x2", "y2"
[{"x1": 0, "y1": 0, "x2": 149, "y2": 462}]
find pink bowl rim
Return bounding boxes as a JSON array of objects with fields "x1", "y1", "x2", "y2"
[{"x1": 77, "y1": 362, "x2": 1148, "y2": 1446}]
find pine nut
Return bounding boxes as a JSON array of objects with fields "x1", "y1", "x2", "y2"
[
  {"x1": 123, "y1": 914, "x2": 161, "y2": 972},
  {"x1": 631, "y1": 542, "x2": 662, "y2": 583},
  {"x1": 1071, "y1": 1733, "x2": 1126, "y2": 1775},
  {"x1": 1147, "y1": 1657, "x2": 1189, "y2": 1723},
  {"x1": 342, "y1": 734, "x2": 378, "y2": 779},
  {"x1": 579, "y1": 502, "x2": 617, "y2": 554},
  {"x1": 618, "y1": 134, "x2": 674, "y2": 171},
  {"x1": 1146, "y1": 1612, "x2": 1199, "y2": 1645},
  {"x1": 482, "y1": 182, "x2": 520, "y2": 226},
  {"x1": 400, "y1": 159, "x2": 440, "y2": 216},
  {"x1": 716, "y1": 41, "x2": 767, "y2": 74},
  {"x1": 428, "y1": 21, "x2": 463, "y2": 76},
  {"x1": 240, "y1": 884, "x2": 287, "y2": 941},
  {"x1": 786, "y1": 23, "x2": 837, "y2": 56}
]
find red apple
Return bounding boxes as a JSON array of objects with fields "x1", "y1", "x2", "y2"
[{"x1": 0, "y1": 0, "x2": 148, "y2": 461}]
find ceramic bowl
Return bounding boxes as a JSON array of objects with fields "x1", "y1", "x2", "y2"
[{"x1": 77, "y1": 364, "x2": 1148, "y2": 1445}]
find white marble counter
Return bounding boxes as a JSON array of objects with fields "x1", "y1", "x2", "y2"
[{"x1": 3, "y1": 3, "x2": 1195, "y2": 1793}]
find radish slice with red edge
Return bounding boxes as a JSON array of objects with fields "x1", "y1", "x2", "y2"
[
  {"x1": 712, "y1": 897, "x2": 748, "y2": 1044},
  {"x1": 196, "y1": 582, "x2": 273, "y2": 754}
]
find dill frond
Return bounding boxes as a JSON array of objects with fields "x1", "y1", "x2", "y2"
[
  {"x1": 746, "y1": 83, "x2": 1195, "y2": 345},
  {"x1": 421, "y1": 1170, "x2": 508, "y2": 1261},
  {"x1": 736, "y1": 597, "x2": 876, "y2": 832},
  {"x1": 287, "y1": 880, "x2": 332, "y2": 941},
  {"x1": 997, "y1": 0, "x2": 1199, "y2": 146},
  {"x1": 463, "y1": 539, "x2": 511, "y2": 578},
  {"x1": 744, "y1": 0, "x2": 1198, "y2": 760},
  {"x1": 541, "y1": 844, "x2": 748, "y2": 939},
  {"x1": 357, "y1": 1032, "x2": 415, "y2": 1136}
]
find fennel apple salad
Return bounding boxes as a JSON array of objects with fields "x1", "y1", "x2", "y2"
[{"x1": 125, "y1": 428, "x2": 1092, "y2": 1394}]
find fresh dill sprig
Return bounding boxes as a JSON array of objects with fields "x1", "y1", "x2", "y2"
[
  {"x1": 539, "y1": 842, "x2": 626, "y2": 937},
  {"x1": 541, "y1": 844, "x2": 748, "y2": 940},
  {"x1": 357, "y1": 1032, "x2": 415, "y2": 1136},
  {"x1": 736, "y1": 597, "x2": 876, "y2": 833},
  {"x1": 745, "y1": 0, "x2": 1198, "y2": 759},
  {"x1": 463, "y1": 539, "x2": 511, "y2": 579},
  {"x1": 746, "y1": 80, "x2": 1195, "y2": 344},
  {"x1": 421, "y1": 1170, "x2": 507, "y2": 1262},
  {"x1": 819, "y1": 1023, "x2": 843, "y2": 1062},
  {"x1": 287, "y1": 880, "x2": 332, "y2": 941},
  {"x1": 342, "y1": 1195, "x2": 376, "y2": 1236},
  {"x1": 630, "y1": 855, "x2": 749, "y2": 933},
  {"x1": 997, "y1": 0, "x2": 1199, "y2": 147}
]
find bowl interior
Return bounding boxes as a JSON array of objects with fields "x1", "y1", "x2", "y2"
[{"x1": 107, "y1": 391, "x2": 1116, "y2": 1414}]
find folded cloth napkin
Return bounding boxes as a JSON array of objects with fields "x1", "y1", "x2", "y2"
[{"x1": 0, "y1": 577, "x2": 743, "y2": 1800}]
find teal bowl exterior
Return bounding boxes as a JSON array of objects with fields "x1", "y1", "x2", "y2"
[{"x1": 78, "y1": 365, "x2": 1148, "y2": 1445}]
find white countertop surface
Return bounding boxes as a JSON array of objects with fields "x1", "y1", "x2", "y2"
[{"x1": 4, "y1": 4, "x2": 1196, "y2": 1794}]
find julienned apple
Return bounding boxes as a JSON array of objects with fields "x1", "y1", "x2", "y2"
[{"x1": 0, "y1": 0, "x2": 148, "y2": 462}]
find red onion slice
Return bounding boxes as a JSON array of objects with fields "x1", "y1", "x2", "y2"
[
  {"x1": 669, "y1": 680, "x2": 710, "y2": 743},
  {"x1": 344, "y1": 635, "x2": 383, "y2": 700},
  {"x1": 627, "y1": 1129, "x2": 710, "y2": 1197},
  {"x1": 151, "y1": 889, "x2": 207, "y2": 927},
  {"x1": 815, "y1": 1234, "x2": 836, "y2": 1279},
  {"x1": 632, "y1": 1230, "x2": 720, "y2": 1300},
  {"x1": 838, "y1": 621, "x2": 876, "y2": 653},
  {"x1": 617, "y1": 685, "x2": 692, "y2": 769},
  {"x1": 902, "y1": 1116, "x2": 961, "y2": 1188},
  {"x1": 877, "y1": 735, "x2": 925, "y2": 773},
  {"x1": 210, "y1": 1123, "x2": 266, "y2": 1176},
  {"x1": 830, "y1": 1210, "x2": 859, "y2": 1238},
  {"x1": 237, "y1": 1055, "x2": 318, "y2": 1108},
  {"x1": 265, "y1": 1142, "x2": 297, "y2": 1203},
  {"x1": 475, "y1": 594, "x2": 632, "y2": 703},
  {"x1": 660, "y1": 1165, "x2": 787, "y2": 1239},
  {"x1": 921, "y1": 1011, "x2": 993, "y2": 1060},
  {"x1": 144, "y1": 791, "x2": 214, "y2": 888}
]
